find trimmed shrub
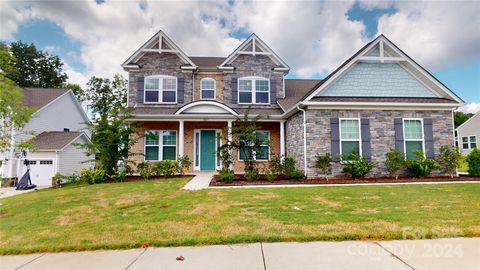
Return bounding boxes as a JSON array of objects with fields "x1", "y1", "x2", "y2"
[
  {"x1": 283, "y1": 156, "x2": 297, "y2": 177},
  {"x1": 437, "y1": 145, "x2": 461, "y2": 178},
  {"x1": 245, "y1": 168, "x2": 259, "y2": 182},
  {"x1": 269, "y1": 155, "x2": 283, "y2": 176},
  {"x1": 155, "y1": 160, "x2": 179, "y2": 177},
  {"x1": 80, "y1": 168, "x2": 106, "y2": 184},
  {"x1": 385, "y1": 149, "x2": 406, "y2": 179},
  {"x1": 342, "y1": 154, "x2": 375, "y2": 179},
  {"x1": 137, "y1": 162, "x2": 156, "y2": 180},
  {"x1": 466, "y1": 148, "x2": 480, "y2": 176},
  {"x1": 264, "y1": 169, "x2": 276, "y2": 182},
  {"x1": 109, "y1": 169, "x2": 127, "y2": 182},
  {"x1": 314, "y1": 153, "x2": 332, "y2": 179},
  {"x1": 219, "y1": 168, "x2": 235, "y2": 183},
  {"x1": 405, "y1": 150, "x2": 440, "y2": 178}
]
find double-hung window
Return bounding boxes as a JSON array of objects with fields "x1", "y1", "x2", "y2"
[
  {"x1": 238, "y1": 131, "x2": 270, "y2": 160},
  {"x1": 144, "y1": 76, "x2": 177, "y2": 103},
  {"x1": 340, "y1": 119, "x2": 361, "y2": 159},
  {"x1": 463, "y1": 136, "x2": 477, "y2": 149},
  {"x1": 238, "y1": 77, "x2": 269, "y2": 104},
  {"x1": 145, "y1": 130, "x2": 177, "y2": 161},
  {"x1": 200, "y1": 78, "x2": 215, "y2": 100},
  {"x1": 403, "y1": 119, "x2": 424, "y2": 160}
]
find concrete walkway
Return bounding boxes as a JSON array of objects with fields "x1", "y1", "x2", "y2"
[
  {"x1": 1, "y1": 238, "x2": 478, "y2": 270},
  {"x1": 0, "y1": 186, "x2": 48, "y2": 199},
  {"x1": 182, "y1": 173, "x2": 214, "y2": 190}
]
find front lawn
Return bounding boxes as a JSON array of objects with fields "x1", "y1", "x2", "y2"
[{"x1": 1, "y1": 178, "x2": 479, "y2": 254}]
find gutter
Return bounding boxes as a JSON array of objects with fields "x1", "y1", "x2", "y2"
[{"x1": 297, "y1": 105, "x2": 308, "y2": 176}]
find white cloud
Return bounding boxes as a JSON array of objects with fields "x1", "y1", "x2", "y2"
[
  {"x1": 457, "y1": 102, "x2": 480, "y2": 114},
  {"x1": 376, "y1": 1, "x2": 480, "y2": 70},
  {"x1": 0, "y1": 0, "x2": 478, "y2": 90}
]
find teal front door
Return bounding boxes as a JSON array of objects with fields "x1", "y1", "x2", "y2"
[{"x1": 200, "y1": 130, "x2": 216, "y2": 171}]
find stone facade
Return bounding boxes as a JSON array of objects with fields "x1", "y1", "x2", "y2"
[
  {"x1": 304, "y1": 109, "x2": 454, "y2": 177},
  {"x1": 285, "y1": 111, "x2": 305, "y2": 172},
  {"x1": 127, "y1": 52, "x2": 193, "y2": 108},
  {"x1": 223, "y1": 54, "x2": 285, "y2": 110}
]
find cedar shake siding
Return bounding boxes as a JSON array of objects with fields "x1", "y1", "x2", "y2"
[{"x1": 305, "y1": 109, "x2": 454, "y2": 177}]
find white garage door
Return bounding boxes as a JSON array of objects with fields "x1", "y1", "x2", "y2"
[{"x1": 26, "y1": 160, "x2": 55, "y2": 186}]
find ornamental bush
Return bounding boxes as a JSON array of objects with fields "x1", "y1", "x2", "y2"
[
  {"x1": 466, "y1": 148, "x2": 480, "y2": 176},
  {"x1": 405, "y1": 150, "x2": 440, "y2": 178},
  {"x1": 219, "y1": 168, "x2": 235, "y2": 183},
  {"x1": 80, "y1": 168, "x2": 106, "y2": 184},
  {"x1": 436, "y1": 145, "x2": 461, "y2": 178},
  {"x1": 155, "y1": 160, "x2": 179, "y2": 177},
  {"x1": 385, "y1": 149, "x2": 406, "y2": 179},
  {"x1": 314, "y1": 153, "x2": 333, "y2": 179},
  {"x1": 245, "y1": 168, "x2": 259, "y2": 181},
  {"x1": 137, "y1": 162, "x2": 156, "y2": 179},
  {"x1": 341, "y1": 154, "x2": 375, "y2": 179}
]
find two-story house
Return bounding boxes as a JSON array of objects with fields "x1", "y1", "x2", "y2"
[
  {"x1": 0, "y1": 88, "x2": 92, "y2": 186},
  {"x1": 123, "y1": 31, "x2": 463, "y2": 177}
]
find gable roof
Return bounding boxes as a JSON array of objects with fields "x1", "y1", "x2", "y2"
[
  {"x1": 456, "y1": 111, "x2": 480, "y2": 131},
  {"x1": 278, "y1": 79, "x2": 323, "y2": 111},
  {"x1": 218, "y1": 33, "x2": 289, "y2": 70},
  {"x1": 22, "y1": 88, "x2": 69, "y2": 110},
  {"x1": 122, "y1": 30, "x2": 196, "y2": 68},
  {"x1": 32, "y1": 131, "x2": 88, "y2": 151},
  {"x1": 303, "y1": 35, "x2": 464, "y2": 105}
]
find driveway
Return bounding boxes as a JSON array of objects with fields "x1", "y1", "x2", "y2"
[
  {"x1": 0, "y1": 187, "x2": 48, "y2": 199},
  {"x1": 1, "y1": 238, "x2": 479, "y2": 270}
]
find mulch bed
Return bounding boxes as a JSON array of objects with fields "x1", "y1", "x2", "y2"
[
  {"x1": 210, "y1": 174, "x2": 480, "y2": 187},
  {"x1": 105, "y1": 175, "x2": 192, "y2": 183}
]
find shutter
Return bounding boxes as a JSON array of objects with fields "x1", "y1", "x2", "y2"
[
  {"x1": 330, "y1": 118, "x2": 340, "y2": 160},
  {"x1": 424, "y1": 118, "x2": 434, "y2": 158},
  {"x1": 177, "y1": 78, "x2": 185, "y2": 103},
  {"x1": 270, "y1": 79, "x2": 276, "y2": 104},
  {"x1": 361, "y1": 118, "x2": 371, "y2": 161},
  {"x1": 394, "y1": 118, "x2": 404, "y2": 154},
  {"x1": 231, "y1": 77, "x2": 238, "y2": 103},
  {"x1": 137, "y1": 76, "x2": 144, "y2": 103}
]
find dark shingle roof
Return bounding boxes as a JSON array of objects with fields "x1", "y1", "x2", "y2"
[
  {"x1": 33, "y1": 131, "x2": 83, "y2": 150},
  {"x1": 189, "y1": 57, "x2": 226, "y2": 68},
  {"x1": 278, "y1": 79, "x2": 324, "y2": 111},
  {"x1": 22, "y1": 88, "x2": 69, "y2": 110},
  {"x1": 309, "y1": 97, "x2": 457, "y2": 103}
]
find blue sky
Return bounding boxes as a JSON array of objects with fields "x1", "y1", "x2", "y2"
[{"x1": 2, "y1": 0, "x2": 479, "y2": 110}]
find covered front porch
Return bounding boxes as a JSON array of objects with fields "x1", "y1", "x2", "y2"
[{"x1": 129, "y1": 101, "x2": 285, "y2": 173}]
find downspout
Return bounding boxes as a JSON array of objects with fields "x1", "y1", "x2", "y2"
[{"x1": 297, "y1": 105, "x2": 308, "y2": 176}]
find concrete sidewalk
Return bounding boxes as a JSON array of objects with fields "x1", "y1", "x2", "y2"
[
  {"x1": 1, "y1": 238, "x2": 479, "y2": 270},
  {"x1": 182, "y1": 173, "x2": 213, "y2": 190}
]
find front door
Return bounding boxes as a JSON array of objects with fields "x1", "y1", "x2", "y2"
[{"x1": 200, "y1": 130, "x2": 216, "y2": 171}]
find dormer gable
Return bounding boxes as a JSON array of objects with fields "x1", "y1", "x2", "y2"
[
  {"x1": 122, "y1": 30, "x2": 196, "y2": 69},
  {"x1": 218, "y1": 33, "x2": 290, "y2": 72}
]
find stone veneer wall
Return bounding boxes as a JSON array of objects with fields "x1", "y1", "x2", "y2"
[
  {"x1": 285, "y1": 111, "x2": 305, "y2": 172},
  {"x1": 223, "y1": 54, "x2": 285, "y2": 110},
  {"x1": 305, "y1": 109, "x2": 454, "y2": 178},
  {"x1": 127, "y1": 52, "x2": 193, "y2": 107}
]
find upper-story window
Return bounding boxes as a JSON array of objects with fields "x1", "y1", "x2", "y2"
[
  {"x1": 238, "y1": 77, "x2": 269, "y2": 104},
  {"x1": 144, "y1": 75, "x2": 177, "y2": 103},
  {"x1": 200, "y1": 78, "x2": 215, "y2": 100}
]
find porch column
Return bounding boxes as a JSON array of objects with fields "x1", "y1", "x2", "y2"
[
  {"x1": 227, "y1": 120, "x2": 233, "y2": 170},
  {"x1": 280, "y1": 120, "x2": 286, "y2": 158},
  {"x1": 178, "y1": 120, "x2": 184, "y2": 157}
]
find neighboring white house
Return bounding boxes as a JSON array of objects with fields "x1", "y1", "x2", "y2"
[
  {"x1": 456, "y1": 111, "x2": 479, "y2": 155},
  {"x1": 0, "y1": 88, "x2": 92, "y2": 186}
]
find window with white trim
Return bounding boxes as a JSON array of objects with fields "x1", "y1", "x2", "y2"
[
  {"x1": 144, "y1": 76, "x2": 177, "y2": 103},
  {"x1": 200, "y1": 78, "x2": 215, "y2": 100},
  {"x1": 461, "y1": 136, "x2": 469, "y2": 149},
  {"x1": 239, "y1": 131, "x2": 270, "y2": 160},
  {"x1": 145, "y1": 130, "x2": 177, "y2": 161},
  {"x1": 340, "y1": 119, "x2": 361, "y2": 159},
  {"x1": 238, "y1": 77, "x2": 269, "y2": 104},
  {"x1": 403, "y1": 119, "x2": 424, "y2": 160},
  {"x1": 469, "y1": 136, "x2": 477, "y2": 149}
]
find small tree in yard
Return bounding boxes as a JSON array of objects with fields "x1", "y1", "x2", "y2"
[
  {"x1": 314, "y1": 153, "x2": 332, "y2": 180},
  {"x1": 218, "y1": 110, "x2": 268, "y2": 179},
  {"x1": 79, "y1": 74, "x2": 138, "y2": 176},
  {"x1": 437, "y1": 145, "x2": 462, "y2": 178},
  {"x1": 385, "y1": 149, "x2": 406, "y2": 179}
]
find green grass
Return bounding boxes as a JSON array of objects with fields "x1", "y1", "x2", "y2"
[{"x1": 1, "y1": 178, "x2": 479, "y2": 254}]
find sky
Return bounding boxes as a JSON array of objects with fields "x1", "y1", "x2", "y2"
[{"x1": 1, "y1": 0, "x2": 479, "y2": 113}]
